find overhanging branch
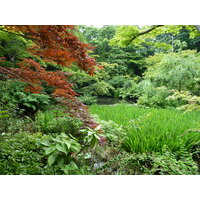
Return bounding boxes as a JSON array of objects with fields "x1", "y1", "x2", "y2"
[
  {"x1": 129, "y1": 25, "x2": 164, "y2": 43},
  {"x1": 0, "y1": 66, "x2": 43, "y2": 94}
]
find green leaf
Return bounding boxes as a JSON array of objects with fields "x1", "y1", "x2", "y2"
[
  {"x1": 45, "y1": 146, "x2": 56, "y2": 155},
  {"x1": 71, "y1": 143, "x2": 81, "y2": 152},
  {"x1": 87, "y1": 131, "x2": 94, "y2": 136},
  {"x1": 47, "y1": 152, "x2": 58, "y2": 166},
  {"x1": 94, "y1": 134, "x2": 100, "y2": 140},
  {"x1": 61, "y1": 161, "x2": 79, "y2": 174},
  {"x1": 64, "y1": 141, "x2": 71, "y2": 149},
  {"x1": 52, "y1": 138, "x2": 62, "y2": 143},
  {"x1": 91, "y1": 137, "x2": 97, "y2": 148},
  {"x1": 40, "y1": 141, "x2": 50, "y2": 147},
  {"x1": 56, "y1": 144, "x2": 68, "y2": 155},
  {"x1": 68, "y1": 161, "x2": 79, "y2": 170}
]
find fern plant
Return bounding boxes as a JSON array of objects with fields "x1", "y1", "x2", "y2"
[{"x1": 0, "y1": 80, "x2": 50, "y2": 113}]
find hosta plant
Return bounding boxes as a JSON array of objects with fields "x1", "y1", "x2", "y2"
[{"x1": 39, "y1": 133, "x2": 82, "y2": 174}]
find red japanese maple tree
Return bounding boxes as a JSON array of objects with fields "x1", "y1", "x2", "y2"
[{"x1": 0, "y1": 25, "x2": 102, "y2": 128}]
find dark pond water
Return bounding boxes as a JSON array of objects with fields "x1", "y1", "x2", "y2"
[{"x1": 97, "y1": 97, "x2": 135, "y2": 105}]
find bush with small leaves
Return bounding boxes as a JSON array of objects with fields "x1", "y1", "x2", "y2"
[
  {"x1": 0, "y1": 132, "x2": 55, "y2": 175},
  {"x1": 96, "y1": 146, "x2": 199, "y2": 175}
]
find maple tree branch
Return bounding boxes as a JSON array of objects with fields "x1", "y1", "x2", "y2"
[
  {"x1": 129, "y1": 25, "x2": 164, "y2": 43},
  {"x1": 0, "y1": 66, "x2": 44, "y2": 94}
]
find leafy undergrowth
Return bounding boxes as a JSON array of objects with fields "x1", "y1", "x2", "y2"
[
  {"x1": 90, "y1": 104, "x2": 200, "y2": 174},
  {"x1": 0, "y1": 104, "x2": 199, "y2": 175}
]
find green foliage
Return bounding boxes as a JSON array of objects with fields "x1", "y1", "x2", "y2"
[
  {"x1": 166, "y1": 90, "x2": 190, "y2": 107},
  {"x1": 181, "y1": 129, "x2": 200, "y2": 153},
  {"x1": 80, "y1": 25, "x2": 146, "y2": 77},
  {"x1": 108, "y1": 75, "x2": 127, "y2": 88},
  {"x1": 0, "y1": 104, "x2": 15, "y2": 133},
  {"x1": 80, "y1": 125, "x2": 102, "y2": 148},
  {"x1": 0, "y1": 80, "x2": 50, "y2": 113},
  {"x1": 40, "y1": 133, "x2": 80, "y2": 163},
  {"x1": 0, "y1": 103, "x2": 33, "y2": 134},
  {"x1": 110, "y1": 25, "x2": 140, "y2": 47},
  {"x1": 98, "y1": 147, "x2": 199, "y2": 175},
  {"x1": 35, "y1": 110, "x2": 83, "y2": 135},
  {"x1": 93, "y1": 115, "x2": 127, "y2": 145},
  {"x1": 179, "y1": 103, "x2": 200, "y2": 112},
  {"x1": 69, "y1": 69, "x2": 115, "y2": 98},
  {"x1": 144, "y1": 50, "x2": 200, "y2": 94},
  {"x1": 166, "y1": 90, "x2": 200, "y2": 111},
  {"x1": 39, "y1": 132, "x2": 94, "y2": 175},
  {"x1": 148, "y1": 146, "x2": 199, "y2": 175},
  {"x1": 119, "y1": 79, "x2": 138, "y2": 100},
  {"x1": 92, "y1": 81, "x2": 114, "y2": 96},
  {"x1": 69, "y1": 71, "x2": 98, "y2": 88},
  {"x1": 90, "y1": 104, "x2": 200, "y2": 155},
  {"x1": 124, "y1": 110, "x2": 200, "y2": 154},
  {"x1": 20, "y1": 93, "x2": 50, "y2": 111},
  {"x1": 110, "y1": 25, "x2": 200, "y2": 50},
  {"x1": 78, "y1": 94, "x2": 97, "y2": 105},
  {"x1": 0, "y1": 29, "x2": 29, "y2": 63},
  {"x1": 0, "y1": 132, "x2": 55, "y2": 175},
  {"x1": 137, "y1": 86, "x2": 172, "y2": 108},
  {"x1": 1, "y1": 25, "x2": 200, "y2": 175}
]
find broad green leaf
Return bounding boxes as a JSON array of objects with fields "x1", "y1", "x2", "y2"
[
  {"x1": 68, "y1": 161, "x2": 79, "y2": 170},
  {"x1": 71, "y1": 143, "x2": 81, "y2": 152},
  {"x1": 47, "y1": 152, "x2": 58, "y2": 166},
  {"x1": 45, "y1": 146, "x2": 56, "y2": 155},
  {"x1": 40, "y1": 141, "x2": 50, "y2": 147},
  {"x1": 64, "y1": 141, "x2": 71, "y2": 149},
  {"x1": 56, "y1": 144, "x2": 68, "y2": 155}
]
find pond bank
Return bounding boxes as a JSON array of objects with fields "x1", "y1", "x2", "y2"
[{"x1": 97, "y1": 97, "x2": 134, "y2": 105}]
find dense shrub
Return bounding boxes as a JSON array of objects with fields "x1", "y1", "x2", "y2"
[
  {"x1": 0, "y1": 80, "x2": 50, "y2": 114},
  {"x1": 0, "y1": 132, "x2": 55, "y2": 175},
  {"x1": 144, "y1": 50, "x2": 200, "y2": 95},
  {"x1": 91, "y1": 81, "x2": 114, "y2": 96},
  {"x1": 137, "y1": 86, "x2": 172, "y2": 108},
  {"x1": 0, "y1": 131, "x2": 96, "y2": 175},
  {"x1": 78, "y1": 94, "x2": 97, "y2": 105},
  {"x1": 119, "y1": 80, "x2": 138, "y2": 100},
  {"x1": 166, "y1": 90, "x2": 200, "y2": 111},
  {"x1": 108, "y1": 75, "x2": 127, "y2": 88}
]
